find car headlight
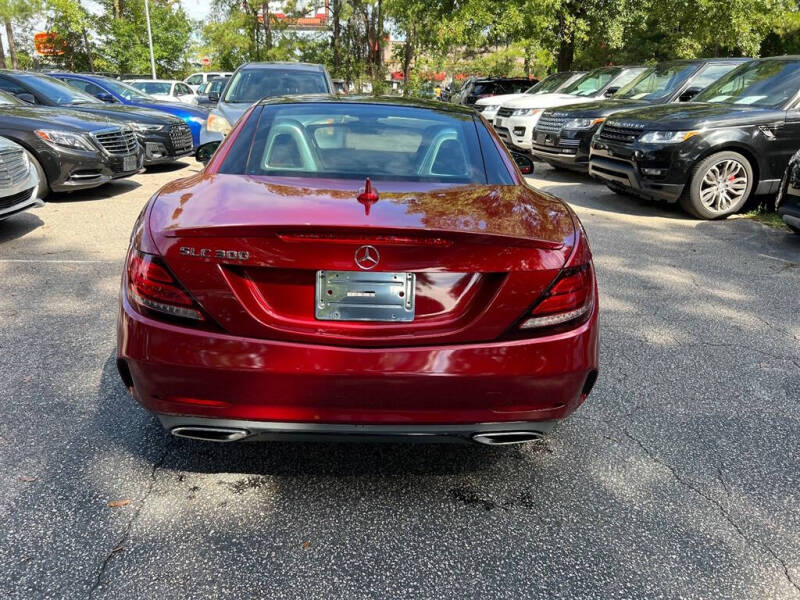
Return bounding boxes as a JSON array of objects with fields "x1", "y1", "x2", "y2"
[
  {"x1": 482, "y1": 105, "x2": 499, "y2": 112},
  {"x1": 639, "y1": 130, "x2": 700, "y2": 144},
  {"x1": 563, "y1": 118, "x2": 605, "y2": 130},
  {"x1": 128, "y1": 122, "x2": 166, "y2": 132},
  {"x1": 34, "y1": 129, "x2": 95, "y2": 151},
  {"x1": 512, "y1": 108, "x2": 543, "y2": 117},
  {"x1": 207, "y1": 113, "x2": 232, "y2": 135}
]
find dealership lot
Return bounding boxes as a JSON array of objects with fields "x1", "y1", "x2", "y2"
[{"x1": 0, "y1": 163, "x2": 798, "y2": 598}]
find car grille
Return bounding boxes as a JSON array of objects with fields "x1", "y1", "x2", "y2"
[
  {"x1": 496, "y1": 107, "x2": 514, "y2": 118},
  {"x1": 558, "y1": 138, "x2": 581, "y2": 148},
  {"x1": 169, "y1": 123, "x2": 193, "y2": 153},
  {"x1": 0, "y1": 186, "x2": 34, "y2": 210},
  {"x1": 94, "y1": 128, "x2": 138, "y2": 155},
  {"x1": 0, "y1": 149, "x2": 29, "y2": 188},
  {"x1": 598, "y1": 123, "x2": 645, "y2": 144},
  {"x1": 536, "y1": 113, "x2": 568, "y2": 134}
]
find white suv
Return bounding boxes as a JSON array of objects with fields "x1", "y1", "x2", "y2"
[
  {"x1": 185, "y1": 72, "x2": 233, "y2": 92},
  {"x1": 475, "y1": 71, "x2": 585, "y2": 121},
  {"x1": 493, "y1": 66, "x2": 646, "y2": 152}
]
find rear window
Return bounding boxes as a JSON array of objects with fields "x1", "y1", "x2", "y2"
[
  {"x1": 221, "y1": 103, "x2": 489, "y2": 184},
  {"x1": 132, "y1": 81, "x2": 171, "y2": 95},
  {"x1": 223, "y1": 68, "x2": 330, "y2": 103}
]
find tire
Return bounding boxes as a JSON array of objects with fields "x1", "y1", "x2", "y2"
[
  {"x1": 680, "y1": 151, "x2": 753, "y2": 219},
  {"x1": 788, "y1": 223, "x2": 800, "y2": 235},
  {"x1": 24, "y1": 150, "x2": 49, "y2": 199}
]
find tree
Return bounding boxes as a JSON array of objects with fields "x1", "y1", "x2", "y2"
[
  {"x1": 44, "y1": 0, "x2": 96, "y2": 72},
  {"x1": 97, "y1": 0, "x2": 192, "y2": 76},
  {"x1": 0, "y1": 0, "x2": 41, "y2": 69}
]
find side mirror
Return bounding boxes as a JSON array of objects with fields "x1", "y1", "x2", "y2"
[
  {"x1": 604, "y1": 87, "x2": 620, "y2": 98},
  {"x1": 195, "y1": 141, "x2": 221, "y2": 165},
  {"x1": 208, "y1": 91, "x2": 220, "y2": 103},
  {"x1": 96, "y1": 92, "x2": 116, "y2": 103},
  {"x1": 16, "y1": 92, "x2": 36, "y2": 104},
  {"x1": 679, "y1": 87, "x2": 701, "y2": 102},
  {"x1": 511, "y1": 151, "x2": 534, "y2": 175}
]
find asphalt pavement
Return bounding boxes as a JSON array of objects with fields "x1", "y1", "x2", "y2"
[{"x1": 0, "y1": 160, "x2": 798, "y2": 599}]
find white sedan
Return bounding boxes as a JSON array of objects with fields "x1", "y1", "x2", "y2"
[{"x1": 126, "y1": 79, "x2": 199, "y2": 105}]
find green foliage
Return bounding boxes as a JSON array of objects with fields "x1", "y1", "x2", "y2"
[{"x1": 96, "y1": 0, "x2": 193, "y2": 77}]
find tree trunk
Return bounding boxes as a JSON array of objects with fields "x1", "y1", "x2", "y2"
[
  {"x1": 0, "y1": 29, "x2": 6, "y2": 69},
  {"x1": 557, "y1": 36, "x2": 574, "y2": 71},
  {"x1": 261, "y1": 3, "x2": 272, "y2": 54},
  {"x1": 331, "y1": 0, "x2": 341, "y2": 76},
  {"x1": 4, "y1": 18, "x2": 17, "y2": 69},
  {"x1": 82, "y1": 28, "x2": 94, "y2": 72}
]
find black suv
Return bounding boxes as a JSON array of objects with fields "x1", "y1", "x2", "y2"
[
  {"x1": 532, "y1": 58, "x2": 749, "y2": 171},
  {"x1": 589, "y1": 57, "x2": 800, "y2": 219},
  {"x1": 460, "y1": 77, "x2": 536, "y2": 106},
  {"x1": 0, "y1": 71, "x2": 192, "y2": 166},
  {"x1": 776, "y1": 149, "x2": 800, "y2": 233}
]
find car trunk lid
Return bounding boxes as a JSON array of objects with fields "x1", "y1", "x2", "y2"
[{"x1": 149, "y1": 174, "x2": 577, "y2": 346}]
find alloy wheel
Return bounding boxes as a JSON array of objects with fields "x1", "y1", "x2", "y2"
[{"x1": 699, "y1": 159, "x2": 749, "y2": 214}]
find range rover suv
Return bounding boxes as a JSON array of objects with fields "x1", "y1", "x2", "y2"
[
  {"x1": 474, "y1": 72, "x2": 585, "y2": 121},
  {"x1": 531, "y1": 58, "x2": 748, "y2": 171},
  {"x1": 776, "y1": 149, "x2": 800, "y2": 233},
  {"x1": 589, "y1": 57, "x2": 800, "y2": 219},
  {"x1": 493, "y1": 66, "x2": 646, "y2": 152}
]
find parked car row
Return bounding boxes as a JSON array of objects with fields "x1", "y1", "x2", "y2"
[
  {"x1": 0, "y1": 69, "x2": 206, "y2": 216},
  {"x1": 484, "y1": 56, "x2": 800, "y2": 228}
]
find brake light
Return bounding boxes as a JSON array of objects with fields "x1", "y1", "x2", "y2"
[
  {"x1": 126, "y1": 250, "x2": 205, "y2": 321},
  {"x1": 519, "y1": 264, "x2": 594, "y2": 330}
]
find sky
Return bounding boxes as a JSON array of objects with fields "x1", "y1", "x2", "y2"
[{"x1": 182, "y1": 0, "x2": 213, "y2": 21}]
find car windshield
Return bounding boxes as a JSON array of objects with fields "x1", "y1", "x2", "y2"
[
  {"x1": 615, "y1": 63, "x2": 699, "y2": 101},
  {"x1": 224, "y1": 103, "x2": 485, "y2": 183},
  {"x1": 209, "y1": 78, "x2": 228, "y2": 93},
  {"x1": 526, "y1": 72, "x2": 574, "y2": 94},
  {"x1": 98, "y1": 78, "x2": 154, "y2": 101},
  {"x1": 694, "y1": 60, "x2": 800, "y2": 108},
  {"x1": 561, "y1": 68, "x2": 619, "y2": 97},
  {"x1": 131, "y1": 81, "x2": 172, "y2": 95},
  {"x1": 20, "y1": 74, "x2": 101, "y2": 105},
  {"x1": 0, "y1": 90, "x2": 20, "y2": 105},
  {"x1": 222, "y1": 69, "x2": 329, "y2": 103}
]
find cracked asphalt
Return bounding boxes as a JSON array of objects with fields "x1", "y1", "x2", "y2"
[{"x1": 0, "y1": 160, "x2": 798, "y2": 599}]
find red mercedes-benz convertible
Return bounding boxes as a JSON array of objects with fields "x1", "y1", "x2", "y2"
[{"x1": 116, "y1": 96, "x2": 598, "y2": 445}]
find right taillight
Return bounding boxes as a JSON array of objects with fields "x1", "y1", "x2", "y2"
[
  {"x1": 519, "y1": 263, "x2": 594, "y2": 330},
  {"x1": 126, "y1": 250, "x2": 205, "y2": 321}
]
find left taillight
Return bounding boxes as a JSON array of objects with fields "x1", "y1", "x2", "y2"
[{"x1": 126, "y1": 250, "x2": 205, "y2": 321}]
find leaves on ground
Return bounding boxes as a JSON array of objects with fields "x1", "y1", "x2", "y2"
[{"x1": 108, "y1": 499, "x2": 132, "y2": 508}]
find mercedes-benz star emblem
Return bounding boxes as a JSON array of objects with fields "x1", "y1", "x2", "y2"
[{"x1": 354, "y1": 245, "x2": 380, "y2": 270}]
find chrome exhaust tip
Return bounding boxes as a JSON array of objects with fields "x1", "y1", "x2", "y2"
[
  {"x1": 170, "y1": 426, "x2": 250, "y2": 442},
  {"x1": 471, "y1": 431, "x2": 545, "y2": 445}
]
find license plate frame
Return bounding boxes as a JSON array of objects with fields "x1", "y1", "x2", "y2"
[
  {"x1": 315, "y1": 270, "x2": 415, "y2": 322},
  {"x1": 123, "y1": 154, "x2": 137, "y2": 171}
]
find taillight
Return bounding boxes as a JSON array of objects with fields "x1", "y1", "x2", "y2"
[
  {"x1": 518, "y1": 224, "x2": 595, "y2": 332},
  {"x1": 126, "y1": 250, "x2": 205, "y2": 321},
  {"x1": 519, "y1": 264, "x2": 594, "y2": 330}
]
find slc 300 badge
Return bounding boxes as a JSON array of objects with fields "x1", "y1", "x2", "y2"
[{"x1": 179, "y1": 247, "x2": 250, "y2": 261}]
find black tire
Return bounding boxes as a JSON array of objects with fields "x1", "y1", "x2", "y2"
[
  {"x1": 24, "y1": 150, "x2": 49, "y2": 199},
  {"x1": 680, "y1": 151, "x2": 753, "y2": 219}
]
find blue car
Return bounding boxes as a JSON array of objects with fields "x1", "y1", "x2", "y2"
[{"x1": 52, "y1": 73, "x2": 208, "y2": 147}]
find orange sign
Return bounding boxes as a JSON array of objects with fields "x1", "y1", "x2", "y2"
[{"x1": 34, "y1": 32, "x2": 65, "y2": 56}]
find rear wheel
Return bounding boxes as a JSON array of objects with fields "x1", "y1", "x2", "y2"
[
  {"x1": 24, "y1": 150, "x2": 49, "y2": 199},
  {"x1": 681, "y1": 151, "x2": 753, "y2": 219},
  {"x1": 787, "y1": 223, "x2": 800, "y2": 234}
]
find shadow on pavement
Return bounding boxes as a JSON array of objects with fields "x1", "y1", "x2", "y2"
[{"x1": 0, "y1": 212, "x2": 44, "y2": 244}]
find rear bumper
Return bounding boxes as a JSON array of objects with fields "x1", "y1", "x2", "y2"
[{"x1": 117, "y1": 294, "x2": 599, "y2": 430}]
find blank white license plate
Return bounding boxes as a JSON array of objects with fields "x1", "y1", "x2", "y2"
[
  {"x1": 495, "y1": 118, "x2": 504, "y2": 127},
  {"x1": 123, "y1": 155, "x2": 137, "y2": 171},
  {"x1": 315, "y1": 270, "x2": 415, "y2": 322}
]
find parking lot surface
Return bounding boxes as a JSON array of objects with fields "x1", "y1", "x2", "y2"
[{"x1": 0, "y1": 162, "x2": 798, "y2": 599}]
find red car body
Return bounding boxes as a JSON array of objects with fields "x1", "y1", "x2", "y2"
[{"x1": 117, "y1": 97, "x2": 598, "y2": 445}]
